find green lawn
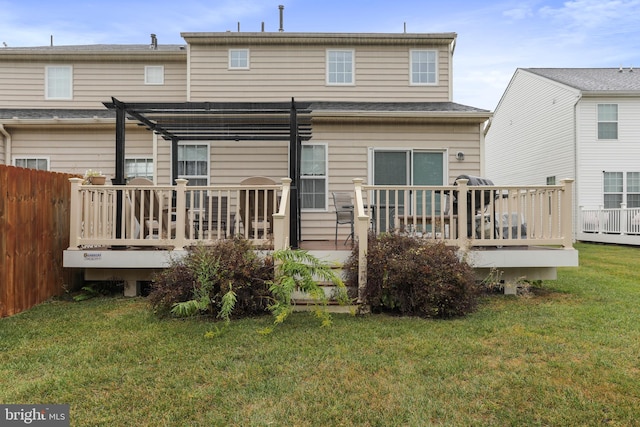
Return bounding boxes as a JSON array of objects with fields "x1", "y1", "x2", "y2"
[{"x1": 1, "y1": 243, "x2": 640, "y2": 426}]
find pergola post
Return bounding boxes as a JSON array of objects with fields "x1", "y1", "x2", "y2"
[
  {"x1": 289, "y1": 99, "x2": 300, "y2": 248},
  {"x1": 113, "y1": 99, "x2": 126, "y2": 240}
]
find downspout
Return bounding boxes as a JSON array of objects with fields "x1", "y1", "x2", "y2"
[
  {"x1": 572, "y1": 92, "x2": 582, "y2": 240},
  {"x1": 0, "y1": 124, "x2": 11, "y2": 165},
  {"x1": 449, "y1": 38, "x2": 456, "y2": 101}
]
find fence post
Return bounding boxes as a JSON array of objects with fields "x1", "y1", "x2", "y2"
[
  {"x1": 174, "y1": 179, "x2": 188, "y2": 251},
  {"x1": 68, "y1": 178, "x2": 83, "y2": 250},
  {"x1": 620, "y1": 202, "x2": 628, "y2": 235},
  {"x1": 561, "y1": 179, "x2": 574, "y2": 248}
]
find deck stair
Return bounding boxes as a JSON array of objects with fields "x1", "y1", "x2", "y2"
[{"x1": 291, "y1": 249, "x2": 357, "y2": 313}]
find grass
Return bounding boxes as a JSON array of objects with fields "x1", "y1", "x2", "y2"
[{"x1": 1, "y1": 242, "x2": 640, "y2": 426}]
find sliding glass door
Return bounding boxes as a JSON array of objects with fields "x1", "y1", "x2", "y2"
[{"x1": 372, "y1": 149, "x2": 445, "y2": 230}]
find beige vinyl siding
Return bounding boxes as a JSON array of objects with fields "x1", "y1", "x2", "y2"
[
  {"x1": 188, "y1": 45, "x2": 450, "y2": 102},
  {"x1": 0, "y1": 60, "x2": 186, "y2": 108},
  {"x1": 7, "y1": 125, "x2": 153, "y2": 177},
  {"x1": 155, "y1": 141, "x2": 290, "y2": 186},
  {"x1": 302, "y1": 120, "x2": 482, "y2": 240}
]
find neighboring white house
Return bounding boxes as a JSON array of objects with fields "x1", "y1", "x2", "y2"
[{"x1": 485, "y1": 68, "x2": 640, "y2": 245}]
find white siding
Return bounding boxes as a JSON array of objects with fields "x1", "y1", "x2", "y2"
[
  {"x1": 576, "y1": 97, "x2": 640, "y2": 208},
  {"x1": 486, "y1": 69, "x2": 579, "y2": 185}
]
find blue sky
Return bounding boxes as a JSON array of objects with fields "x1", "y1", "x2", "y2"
[{"x1": 1, "y1": 0, "x2": 639, "y2": 110}]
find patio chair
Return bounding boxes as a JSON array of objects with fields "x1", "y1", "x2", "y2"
[
  {"x1": 332, "y1": 192, "x2": 354, "y2": 245},
  {"x1": 239, "y1": 176, "x2": 277, "y2": 238},
  {"x1": 127, "y1": 177, "x2": 181, "y2": 239},
  {"x1": 196, "y1": 194, "x2": 230, "y2": 239}
]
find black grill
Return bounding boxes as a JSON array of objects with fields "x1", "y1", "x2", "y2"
[{"x1": 453, "y1": 175, "x2": 496, "y2": 237}]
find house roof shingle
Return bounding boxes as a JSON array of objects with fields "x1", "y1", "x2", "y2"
[
  {"x1": 525, "y1": 68, "x2": 640, "y2": 92},
  {"x1": 0, "y1": 102, "x2": 489, "y2": 121}
]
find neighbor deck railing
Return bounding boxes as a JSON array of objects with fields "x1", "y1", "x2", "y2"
[
  {"x1": 580, "y1": 204, "x2": 640, "y2": 236},
  {"x1": 67, "y1": 178, "x2": 291, "y2": 251}
]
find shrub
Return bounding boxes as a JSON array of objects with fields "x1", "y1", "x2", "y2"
[
  {"x1": 344, "y1": 233, "x2": 479, "y2": 318},
  {"x1": 147, "y1": 239, "x2": 272, "y2": 318}
]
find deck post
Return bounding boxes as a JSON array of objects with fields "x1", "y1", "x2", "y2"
[
  {"x1": 68, "y1": 178, "x2": 83, "y2": 250},
  {"x1": 353, "y1": 178, "x2": 369, "y2": 310},
  {"x1": 456, "y1": 179, "x2": 469, "y2": 247},
  {"x1": 174, "y1": 179, "x2": 188, "y2": 251},
  {"x1": 561, "y1": 179, "x2": 574, "y2": 248},
  {"x1": 273, "y1": 178, "x2": 291, "y2": 251}
]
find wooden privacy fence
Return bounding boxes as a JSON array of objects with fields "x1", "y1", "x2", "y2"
[{"x1": 0, "y1": 165, "x2": 76, "y2": 317}]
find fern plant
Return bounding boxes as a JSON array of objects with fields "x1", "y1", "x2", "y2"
[
  {"x1": 171, "y1": 246, "x2": 221, "y2": 317},
  {"x1": 266, "y1": 248, "x2": 349, "y2": 329}
]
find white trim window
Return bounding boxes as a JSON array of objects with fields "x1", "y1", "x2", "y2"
[
  {"x1": 229, "y1": 49, "x2": 250, "y2": 70},
  {"x1": 300, "y1": 144, "x2": 328, "y2": 210},
  {"x1": 178, "y1": 143, "x2": 209, "y2": 186},
  {"x1": 628, "y1": 172, "x2": 640, "y2": 208},
  {"x1": 603, "y1": 171, "x2": 623, "y2": 208},
  {"x1": 125, "y1": 158, "x2": 154, "y2": 181},
  {"x1": 410, "y1": 50, "x2": 437, "y2": 85},
  {"x1": 597, "y1": 104, "x2": 618, "y2": 140},
  {"x1": 145, "y1": 66, "x2": 164, "y2": 85},
  {"x1": 13, "y1": 157, "x2": 49, "y2": 171},
  {"x1": 326, "y1": 49, "x2": 354, "y2": 85},
  {"x1": 45, "y1": 65, "x2": 73, "y2": 100}
]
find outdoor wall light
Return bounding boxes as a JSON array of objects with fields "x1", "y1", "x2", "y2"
[{"x1": 456, "y1": 151, "x2": 465, "y2": 161}]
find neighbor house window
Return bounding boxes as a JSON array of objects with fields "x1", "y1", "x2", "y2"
[
  {"x1": 410, "y1": 50, "x2": 437, "y2": 85},
  {"x1": 626, "y1": 172, "x2": 640, "y2": 208},
  {"x1": 125, "y1": 158, "x2": 154, "y2": 181},
  {"x1": 144, "y1": 66, "x2": 164, "y2": 84},
  {"x1": 45, "y1": 65, "x2": 72, "y2": 99},
  {"x1": 229, "y1": 49, "x2": 250, "y2": 69},
  {"x1": 546, "y1": 176, "x2": 556, "y2": 185},
  {"x1": 597, "y1": 104, "x2": 618, "y2": 139},
  {"x1": 13, "y1": 157, "x2": 49, "y2": 171},
  {"x1": 603, "y1": 172, "x2": 623, "y2": 208},
  {"x1": 326, "y1": 50, "x2": 354, "y2": 85},
  {"x1": 178, "y1": 144, "x2": 209, "y2": 186},
  {"x1": 300, "y1": 144, "x2": 327, "y2": 210}
]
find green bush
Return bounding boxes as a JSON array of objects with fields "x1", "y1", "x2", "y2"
[
  {"x1": 147, "y1": 239, "x2": 272, "y2": 318},
  {"x1": 344, "y1": 233, "x2": 479, "y2": 318}
]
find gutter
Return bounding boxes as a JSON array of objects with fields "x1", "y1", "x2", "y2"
[{"x1": 0, "y1": 124, "x2": 11, "y2": 165}]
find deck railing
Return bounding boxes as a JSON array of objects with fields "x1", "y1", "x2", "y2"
[
  {"x1": 580, "y1": 205, "x2": 640, "y2": 236},
  {"x1": 68, "y1": 178, "x2": 290, "y2": 251},
  {"x1": 355, "y1": 178, "x2": 574, "y2": 248}
]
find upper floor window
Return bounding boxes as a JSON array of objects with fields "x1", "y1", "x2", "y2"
[
  {"x1": 229, "y1": 49, "x2": 250, "y2": 69},
  {"x1": 45, "y1": 66, "x2": 72, "y2": 99},
  {"x1": 598, "y1": 104, "x2": 618, "y2": 139},
  {"x1": 145, "y1": 66, "x2": 164, "y2": 85},
  {"x1": 327, "y1": 50, "x2": 354, "y2": 85},
  {"x1": 300, "y1": 144, "x2": 327, "y2": 210},
  {"x1": 13, "y1": 157, "x2": 49, "y2": 171},
  {"x1": 125, "y1": 158, "x2": 154, "y2": 182},
  {"x1": 410, "y1": 50, "x2": 437, "y2": 85}
]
